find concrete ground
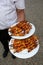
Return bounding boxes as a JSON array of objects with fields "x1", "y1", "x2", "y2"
[{"x1": 0, "y1": 0, "x2": 43, "y2": 65}]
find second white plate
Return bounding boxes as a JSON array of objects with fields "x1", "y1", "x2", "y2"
[{"x1": 9, "y1": 39, "x2": 39, "y2": 59}]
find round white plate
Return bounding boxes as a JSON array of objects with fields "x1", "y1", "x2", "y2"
[
  {"x1": 9, "y1": 39, "x2": 40, "y2": 59},
  {"x1": 8, "y1": 23, "x2": 35, "y2": 39}
]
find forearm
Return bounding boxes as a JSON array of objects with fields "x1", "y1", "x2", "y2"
[{"x1": 16, "y1": 9, "x2": 25, "y2": 22}]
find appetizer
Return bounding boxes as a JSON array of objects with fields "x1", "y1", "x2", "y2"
[
  {"x1": 9, "y1": 20, "x2": 32, "y2": 36},
  {"x1": 13, "y1": 35, "x2": 38, "y2": 52}
]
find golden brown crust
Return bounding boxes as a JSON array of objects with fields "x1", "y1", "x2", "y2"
[
  {"x1": 13, "y1": 35, "x2": 38, "y2": 52},
  {"x1": 9, "y1": 20, "x2": 32, "y2": 36}
]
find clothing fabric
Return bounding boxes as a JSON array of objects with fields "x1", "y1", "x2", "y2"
[
  {"x1": 0, "y1": 29, "x2": 11, "y2": 51},
  {"x1": 0, "y1": 0, "x2": 25, "y2": 29}
]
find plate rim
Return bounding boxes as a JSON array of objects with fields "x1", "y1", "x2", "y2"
[
  {"x1": 9, "y1": 39, "x2": 40, "y2": 59},
  {"x1": 8, "y1": 23, "x2": 35, "y2": 39}
]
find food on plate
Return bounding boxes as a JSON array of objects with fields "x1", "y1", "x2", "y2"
[
  {"x1": 13, "y1": 35, "x2": 38, "y2": 52},
  {"x1": 10, "y1": 26, "x2": 24, "y2": 36},
  {"x1": 9, "y1": 20, "x2": 32, "y2": 36},
  {"x1": 17, "y1": 21, "x2": 32, "y2": 34}
]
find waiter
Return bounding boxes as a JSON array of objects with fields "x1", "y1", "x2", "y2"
[{"x1": 0, "y1": 0, "x2": 25, "y2": 58}]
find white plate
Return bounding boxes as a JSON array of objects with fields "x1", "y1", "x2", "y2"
[
  {"x1": 9, "y1": 39, "x2": 40, "y2": 59},
  {"x1": 8, "y1": 23, "x2": 35, "y2": 39}
]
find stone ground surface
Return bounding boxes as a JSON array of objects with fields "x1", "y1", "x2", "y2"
[{"x1": 0, "y1": 0, "x2": 43, "y2": 65}]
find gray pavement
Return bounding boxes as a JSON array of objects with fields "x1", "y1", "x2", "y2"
[{"x1": 0, "y1": 0, "x2": 43, "y2": 65}]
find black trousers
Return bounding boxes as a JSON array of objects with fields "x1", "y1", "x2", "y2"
[{"x1": 0, "y1": 29, "x2": 11, "y2": 52}]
